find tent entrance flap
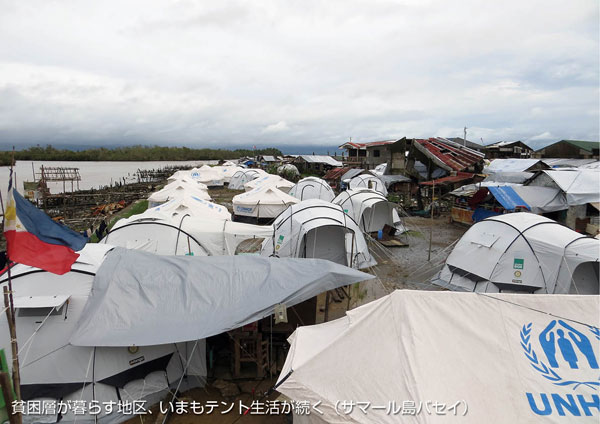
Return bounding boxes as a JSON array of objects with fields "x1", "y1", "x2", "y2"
[
  {"x1": 300, "y1": 226, "x2": 350, "y2": 266},
  {"x1": 569, "y1": 262, "x2": 600, "y2": 294},
  {"x1": 363, "y1": 202, "x2": 391, "y2": 233}
]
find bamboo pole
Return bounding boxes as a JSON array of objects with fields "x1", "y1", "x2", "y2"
[
  {"x1": 3, "y1": 150, "x2": 22, "y2": 424},
  {"x1": 3, "y1": 288, "x2": 21, "y2": 424}
]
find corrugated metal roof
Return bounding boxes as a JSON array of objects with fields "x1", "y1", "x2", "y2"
[
  {"x1": 484, "y1": 159, "x2": 547, "y2": 173},
  {"x1": 414, "y1": 138, "x2": 485, "y2": 172},
  {"x1": 341, "y1": 168, "x2": 365, "y2": 181},
  {"x1": 323, "y1": 167, "x2": 351, "y2": 180},
  {"x1": 296, "y1": 155, "x2": 343, "y2": 166},
  {"x1": 543, "y1": 158, "x2": 598, "y2": 168},
  {"x1": 485, "y1": 140, "x2": 532, "y2": 149},
  {"x1": 540, "y1": 140, "x2": 599, "y2": 152},
  {"x1": 339, "y1": 140, "x2": 397, "y2": 150},
  {"x1": 379, "y1": 174, "x2": 412, "y2": 187},
  {"x1": 420, "y1": 172, "x2": 474, "y2": 186}
]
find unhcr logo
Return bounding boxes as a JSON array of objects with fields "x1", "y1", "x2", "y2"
[{"x1": 521, "y1": 320, "x2": 600, "y2": 417}]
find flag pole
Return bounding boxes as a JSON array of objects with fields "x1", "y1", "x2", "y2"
[{"x1": 1, "y1": 149, "x2": 22, "y2": 423}]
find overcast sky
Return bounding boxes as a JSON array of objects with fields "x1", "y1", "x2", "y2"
[{"x1": 0, "y1": 0, "x2": 598, "y2": 150}]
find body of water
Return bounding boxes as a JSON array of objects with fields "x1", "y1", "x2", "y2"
[{"x1": 0, "y1": 160, "x2": 218, "y2": 194}]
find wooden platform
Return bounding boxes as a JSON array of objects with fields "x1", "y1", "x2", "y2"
[{"x1": 378, "y1": 238, "x2": 408, "y2": 247}]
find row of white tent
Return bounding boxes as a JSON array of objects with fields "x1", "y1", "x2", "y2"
[{"x1": 103, "y1": 199, "x2": 380, "y2": 269}]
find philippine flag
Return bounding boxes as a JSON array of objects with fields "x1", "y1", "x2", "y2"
[{"x1": 3, "y1": 173, "x2": 87, "y2": 274}]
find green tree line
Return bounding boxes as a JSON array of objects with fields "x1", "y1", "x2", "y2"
[{"x1": 0, "y1": 145, "x2": 282, "y2": 164}]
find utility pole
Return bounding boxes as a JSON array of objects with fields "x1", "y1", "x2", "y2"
[{"x1": 463, "y1": 126, "x2": 467, "y2": 146}]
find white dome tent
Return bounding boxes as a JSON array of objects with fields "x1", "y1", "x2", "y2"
[
  {"x1": 102, "y1": 212, "x2": 272, "y2": 256},
  {"x1": 189, "y1": 166, "x2": 225, "y2": 187},
  {"x1": 277, "y1": 163, "x2": 300, "y2": 178},
  {"x1": 244, "y1": 174, "x2": 294, "y2": 193},
  {"x1": 260, "y1": 199, "x2": 376, "y2": 269},
  {"x1": 0, "y1": 244, "x2": 206, "y2": 424},
  {"x1": 233, "y1": 186, "x2": 299, "y2": 219},
  {"x1": 211, "y1": 165, "x2": 244, "y2": 183},
  {"x1": 288, "y1": 177, "x2": 336, "y2": 202},
  {"x1": 166, "y1": 170, "x2": 191, "y2": 182},
  {"x1": 145, "y1": 195, "x2": 232, "y2": 220},
  {"x1": 228, "y1": 169, "x2": 266, "y2": 190},
  {"x1": 333, "y1": 188, "x2": 404, "y2": 233},
  {"x1": 433, "y1": 213, "x2": 600, "y2": 294},
  {"x1": 348, "y1": 173, "x2": 388, "y2": 196},
  {"x1": 147, "y1": 181, "x2": 210, "y2": 207},
  {"x1": 277, "y1": 290, "x2": 600, "y2": 424}
]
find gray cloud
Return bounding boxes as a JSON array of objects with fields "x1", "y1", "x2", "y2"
[{"x1": 0, "y1": 0, "x2": 597, "y2": 150}]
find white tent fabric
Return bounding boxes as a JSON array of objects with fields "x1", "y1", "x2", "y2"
[
  {"x1": 348, "y1": 174, "x2": 388, "y2": 195},
  {"x1": 189, "y1": 166, "x2": 225, "y2": 187},
  {"x1": 372, "y1": 163, "x2": 387, "y2": 175},
  {"x1": 233, "y1": 186, "x2": 299, "y2": 218},
  {"x1": 433, "y1": 212, "x2": 600, "y2": 294},
  {"x1": 277, "y1": 163, "x2": 300, "y2": 177},
  {"x1": 333, "y1": 189, "x2": 400, "y2": 233},
  {"x1": 288, "y1": 177, "x2": 336, "y2": 202},
  {"x1": 102, "y1": 212, "x2": 272, "y2": 256},
  {"x1": 147, "y1": 181, "x2": 210, "y2": 207},
  {"x1": 0, "y1": 244, "x2": 206, "y2": 424},
  {"x1": 278, "y1": 290, "x2": 600, "y2": 424},
  {"x1": 70, "y1": 248, "x2": 372, "y2": 347},
  {"x1": 211, "y1": 165, "x2": 244, "y2": 183},
  {"x1": 145, "y1": 195, "x2": 231, "y2": 220},
  {"x1": 244, "y1": 174, "x2": 295, "y2": 193},
  {"x1": 531, "y1": 170, "x2": 600, "y2": 205},
  {"x1": 166, "y1": 170, "x2": 191, "y2": 182},
  {"x1": 260, "y1": 199, "x2": 376, "y2": 269},
  {"x1": 484, "y1": 159, "x2": 547, "y2": 173},
  {"x1": 228, "y1": 169, "x2": 266, "y2": 190}
]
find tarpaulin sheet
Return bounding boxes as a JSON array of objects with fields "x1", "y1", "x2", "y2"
[
  {"x1": 488, "y1": 186, "x2": 530, "y2": 211},
  {"x1": 70, "y1": 248, "x2": 372, "y2": 347}
]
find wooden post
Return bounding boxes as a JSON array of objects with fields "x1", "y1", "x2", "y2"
[
  {"x1": 428, "y1": 180, "x2": 434, "y2": 261},
  {"x1": 3, "y1": 288, "x2": 20, "y2": 424},
  {"x1": 324, "y1": 291, "x2": 331, "y2": 322}
]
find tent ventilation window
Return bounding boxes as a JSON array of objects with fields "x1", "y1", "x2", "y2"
[
  {"x1": 18, "y1": 306, "x2": 65, "y2": 317},
  {"x1": 14, "y1": 295, "x2": 70, "y2": 318}
]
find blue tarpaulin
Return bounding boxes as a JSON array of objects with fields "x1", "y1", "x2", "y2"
[
  {"x1": 472, "y1": 207, "x2": 500, "y2": 223},
  {"x1": 488, "y1": 186, "x2": 530, "y2": 211}
]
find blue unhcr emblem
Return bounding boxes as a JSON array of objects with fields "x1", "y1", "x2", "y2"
[{"x1": 521, "y1": 320, "x2": 600, "y2": 390}]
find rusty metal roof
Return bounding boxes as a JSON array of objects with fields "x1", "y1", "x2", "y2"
[
  {"x1": 414, "y1": 138, "x2": 485, "y2": 172},
  {"x1": 323, "y1": 167, "x2": 353, "y2": 180},
  {"x1": 339, "y1": 140, "x2": 398, "y2": 150},
  {"x1": 420, "y1": 172, "x2": 475, "y2": 186}
]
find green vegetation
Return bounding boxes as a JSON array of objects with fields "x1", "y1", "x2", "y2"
[
  {"x1": 109, "y1": 200, "x2": 149, "y2": 229},
  {"x1": 89, "y1": 199, "x2": 149, "y2": 243},
  {"x1": 0, "y1": 145, "x2": 282, "y2": 163}
]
